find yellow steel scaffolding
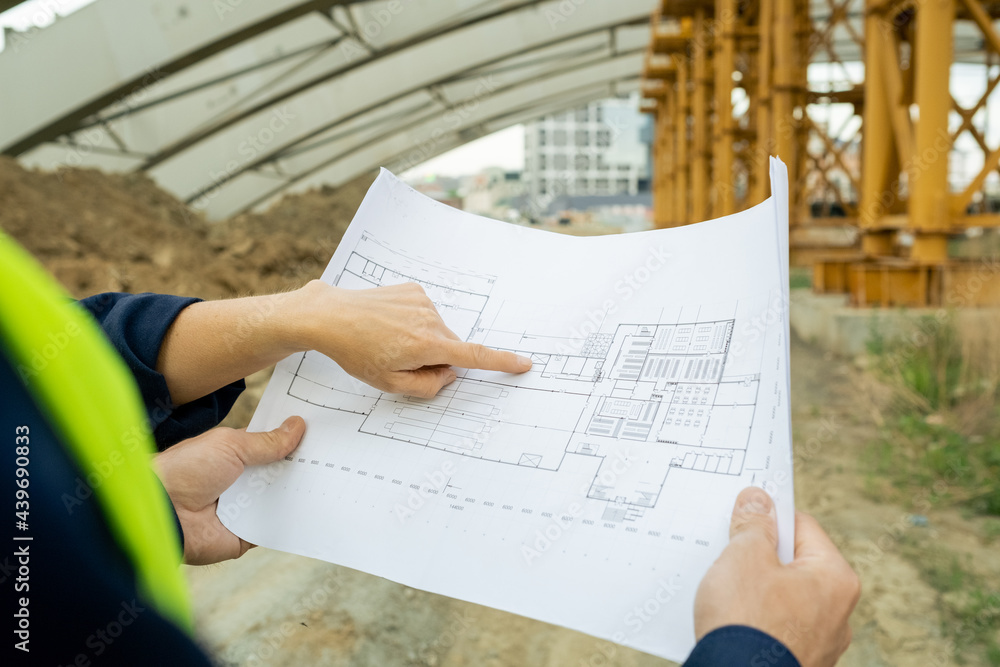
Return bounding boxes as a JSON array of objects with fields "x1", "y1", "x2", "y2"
[{"x1": 641, "y1": 0, "x2": 1000, "y2": 307}]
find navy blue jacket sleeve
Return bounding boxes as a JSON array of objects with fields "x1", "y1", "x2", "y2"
[
  {"x1": 77, "y1": 292, "x2": 245, "y2": 449},
  {"x1": 684, "y1": 626, "x2": 801, "y2": 667}
]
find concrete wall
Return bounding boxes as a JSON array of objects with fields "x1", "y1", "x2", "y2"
[{"x1": 789, "y1": 288, "x2": 1000, "y2": 358}]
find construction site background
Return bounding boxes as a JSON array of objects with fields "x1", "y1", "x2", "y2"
[{"x1": 4, "y1": 157, "x2": 999, "y2": 666}]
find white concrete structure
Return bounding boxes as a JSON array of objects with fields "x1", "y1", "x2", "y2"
[
  {"x1": 0, "y1": 0, "x2": 653, "y2": 219},
  {"x1": 522, "y1": 94, "x2": 650, "y2": 200}
]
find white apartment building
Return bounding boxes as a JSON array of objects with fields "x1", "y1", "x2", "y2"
[{"x1": 522, "y1": 94, "x2": 651, "y2": 201}]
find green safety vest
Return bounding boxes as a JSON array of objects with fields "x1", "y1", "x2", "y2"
[{"x1": 0, "y1": 232, "x2": 192, "y2": 631}]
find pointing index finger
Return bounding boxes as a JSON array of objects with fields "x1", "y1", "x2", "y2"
[{"x1": 442, "y1": 340, "x2": 533, "y2": 374}]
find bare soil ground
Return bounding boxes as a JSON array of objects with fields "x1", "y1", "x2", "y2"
[{"x1": 3, "y1": 157, "x2": 998, "y2": 666}]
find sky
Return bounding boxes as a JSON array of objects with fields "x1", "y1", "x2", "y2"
[
  {"x1": 0, "y1": 0, "x2": 94, "y2": 52},
  {"x1": 401, "y1": 125, "x2": 525, "y2": 179}
]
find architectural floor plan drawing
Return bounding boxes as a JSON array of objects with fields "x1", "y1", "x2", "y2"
[
  {"x1": 290, "y1": 298, "x2": 758, "y2": 522},
  {"x1": 220, "y1": 159, "x2": 794, "y2": 664}
]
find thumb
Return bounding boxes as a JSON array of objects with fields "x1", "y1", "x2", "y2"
[
  {"x1": 234, "y1": 416, "x2": 306, "y2": 467},
  {"x1": 728, "y1": 487, "x2": 780, "y2": 563}
]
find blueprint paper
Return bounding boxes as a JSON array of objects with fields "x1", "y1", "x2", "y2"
[{"x1": 219, "y1": 160, "x2": 794, "y2": 663}]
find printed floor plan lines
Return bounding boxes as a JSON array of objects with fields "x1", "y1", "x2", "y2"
[
  {"x1": 220, "y1": 161, "x2": 794, "y2": 664},
  {"x1": 282, "y1": 231, "x2": 764, "y2": 523}
]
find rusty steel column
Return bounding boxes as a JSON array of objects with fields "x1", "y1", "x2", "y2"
[
  {"x1": 859, "y1": 1, "x2": 896, "y2": 257},
  {"x1": 655, "y1": 99, "x2": 674, "y2": 227},
  {"x1": 664, "y1": 91, "x2": 677, "y2": 226},
  {"x1": 674, "y1": 56, "x2": 690, "y2": 226},
  {"x1": 772, "y1": 0, "x2": 797, "y2": 174},
  {"x1": 910, "y1": 0, "x2": 954, "y2": 263},
  {"x1": 713, "y1": 0, "x2": 736, "y2": 216},
  {"x1": 753, "y1": 0, "x2": 774, "y2": 204},
  {"x1": 691, "y1": 8, "x2": 710, "y2": 221}
]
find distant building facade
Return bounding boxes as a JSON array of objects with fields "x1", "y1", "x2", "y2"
[
  {"x1": 522, "y1": 94, "x2": 651, "y2": 203},
  {"x1": 461, "y1": 168, "x2": 523, "y2": 219},
  {"x1": 411, "y1": 175, "x2": 464, "y2": 210}
]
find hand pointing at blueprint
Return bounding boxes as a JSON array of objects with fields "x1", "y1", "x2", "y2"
[
  {"x1": 289, "y1": 280, "x2": 533, "y2": 398},
  {"x1": 220, "y1": 158, "x2": 795, "y2": 663}
]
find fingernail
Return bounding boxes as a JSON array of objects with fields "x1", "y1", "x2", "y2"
[
  {"x1": 739, "y1": 489, "x2": 774, "y2": 514},
  {"x1": 516, "y1": 355, "x2": 532, "y2": 369},
  {"x1": 280, "y1": 417, "x2": 299, "y2": 432}
]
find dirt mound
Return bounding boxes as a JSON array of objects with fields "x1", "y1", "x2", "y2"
[
  {"x1": 0, "y1": 156, "x2": 375, "y2": 300},
  {"x1": 206, "y1": 173, "x2": 376, "y2": 296},
  {"x1": 222, "y1": 176, "x2": 374, "y2": 240}
]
